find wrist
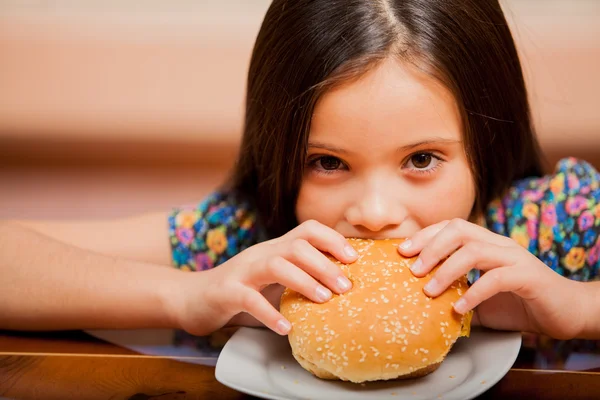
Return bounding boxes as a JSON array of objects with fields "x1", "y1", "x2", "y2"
[
  {"x1": 157, "y1": 269, "x2": 195, "y2": 331},
  {"x1": 578, "y1": 281, "x2": 600, "y2": 339},
  {"x1": 161, "y1": 267, "x2": 223, "y2": 335}
]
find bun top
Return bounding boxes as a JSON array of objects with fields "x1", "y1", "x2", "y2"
[{"x1": 280, "y1": 238, "x2": 472, "y2": 383}]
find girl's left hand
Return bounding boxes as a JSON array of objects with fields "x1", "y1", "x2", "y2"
[{"x1": 398, "y1": 218, "x2": 586, "y2": 340}]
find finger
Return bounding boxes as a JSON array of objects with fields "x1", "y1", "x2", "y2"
[
  {"x1": 238, "y1": 288, "x2": 292, "y2": 335},
  {"x1": 284, "y1": 238, "x2": 352, "y2": 294},
  {"x1": 452, "y1": 265, "x2": 525, "y2": 314},
  {"x1": 423, "y1": 242, "x2": 517, "y2": 297},
  {"x1": 397, "y1": 220, "x2": 450, "y2": 257},
  {"x1": 285, "y1": 219, "x2": 358, "y2": 263},
  {"x1": 250, "y1": 255, "x2": 334, "y2": 303},
  {"x1": 410, "y1": 218, "x2": 513, "y2": 277}
]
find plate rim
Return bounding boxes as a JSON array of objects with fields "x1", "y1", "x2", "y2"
[{"x1": 215, "y1": 327, "x2": 522, "y2": 400}]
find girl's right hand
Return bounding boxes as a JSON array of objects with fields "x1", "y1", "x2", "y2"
[{"x1": 174, "y1": 220, "x2": 358, "y2": 336}]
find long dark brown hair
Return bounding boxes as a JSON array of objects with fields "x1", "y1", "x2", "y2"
[{"x1": 227, "y1": 0, "x2": 545, "y2": 238}]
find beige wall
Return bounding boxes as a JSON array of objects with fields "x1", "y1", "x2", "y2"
[{"x1": 1, "y1": 1, "x2": 599, "y2": 219}]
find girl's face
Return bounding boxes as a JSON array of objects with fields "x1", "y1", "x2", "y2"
[{"x1": 296, "y1": 57, "x2": 476, "y2": 239}]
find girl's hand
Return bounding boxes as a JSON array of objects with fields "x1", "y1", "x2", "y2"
[
  {"x1": 175, "y1": 220, "x2": 357, "y2": 336},
  {"x1": 398, "y1": 219, "x2": 586, "y2": 340}
]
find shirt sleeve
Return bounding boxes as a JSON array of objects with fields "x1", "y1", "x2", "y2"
[
  {"x1": 168, "y1": 191, "x2": 262, "y2": 271},
  {"x1": 484, "y1": 157, "x2": 600, "y2": 281}
]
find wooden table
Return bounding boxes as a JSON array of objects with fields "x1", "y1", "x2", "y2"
[{"x1": 1, "y1": 330, "x2": 599, "y2": 400}]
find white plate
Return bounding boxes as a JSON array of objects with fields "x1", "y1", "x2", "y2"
[{"x1": 215, "y1": 327, "x2": 522, "y2": 400}]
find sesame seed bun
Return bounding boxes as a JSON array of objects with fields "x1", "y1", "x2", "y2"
[{"x1": 280, "y1": 238, "x2": 472, "y2": 383}]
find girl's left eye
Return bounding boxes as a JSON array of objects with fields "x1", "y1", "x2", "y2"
[{"x1": 404, "y1": 152, "x2": 443, "y2": 173}]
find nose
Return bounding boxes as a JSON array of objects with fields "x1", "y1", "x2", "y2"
[{"x1": 344, "y1": 179, "x2": 407, "y2": 233}]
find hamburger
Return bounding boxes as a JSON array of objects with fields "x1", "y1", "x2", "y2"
[{"x1": 280, "y1": 238, "x2": 472, "y2": 383}]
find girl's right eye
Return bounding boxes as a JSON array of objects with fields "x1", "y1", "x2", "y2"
[{"x1": 307, "y1": 155, "x2": 348, "y2": 175}]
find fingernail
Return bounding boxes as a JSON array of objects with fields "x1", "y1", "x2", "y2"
[
  {"x1": 276, "y1": 319, "x2": 292, "y2": 335},
  {"x1": 336, "y1": 276, "x2": 352, "y2": 292},
  {"x1": 454, "y1": 298, "x2": 468, "y2": 314},
  {"x1": 410, "y1": 258, "x2": 423, "y2": 274},
  {"x1": 344, "y1": 244, "x2": 358, "y2": 258},
  {"x1": 399, "y1": 240, "x2": 412, "y2": 251},
  {"x1": 424, "y1": 277, "x2": 439, "y2": 295},
  {"x1": 315, "y1": 286, "x2": 332, "y2": 302}
]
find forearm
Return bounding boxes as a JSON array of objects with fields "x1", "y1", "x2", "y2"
[
  {"x1": 0, "y1": 222, "x2": 185, "y2": 331},
  {"x1": 11, "y1": 212, "x2": 173, "y2": 266},
  {"x1": 580, "y1": 281, "x2": 600, "y2": 339}
]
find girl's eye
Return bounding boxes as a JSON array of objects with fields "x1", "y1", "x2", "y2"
[
  {"x1": 318, "y1": 156, "x2": 342, "y2": 170},
  {"x1": 404, "y1": 152, "x2": 443, "y2": 173},
  {"x1": 307, "y1": 155, "x2": 347, "y2": 175},
  {"x1": 410, "y1": 153, "x2": 433, "y2": 169}
]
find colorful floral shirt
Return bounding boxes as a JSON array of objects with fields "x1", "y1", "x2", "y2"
[
  {"x1": 169, "y1": 157, "x2": 600, "y2": 281},
  {"x1": 168, "y1": 192, "x2": 264, "y2": 272},
  {"x1": 484, "y1": 157, "x2": 600, "y2": 281}
]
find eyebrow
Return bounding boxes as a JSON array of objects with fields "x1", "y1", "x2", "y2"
[{"x1": 307, "y1": 137, "x2": 462, "y2": 154}]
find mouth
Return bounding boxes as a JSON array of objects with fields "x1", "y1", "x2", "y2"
[
  {"x1": 335, "y1": 224, "x2": 415, "y2": 240},
  {"x1": 341, "y1": 231, "x2": 409, "y2": 240},
  {"x1": 346, "y1": 235, "x2": 407, "y2": 240}
]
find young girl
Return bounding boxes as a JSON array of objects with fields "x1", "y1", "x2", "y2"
[{"x1": 2, "y1": 0, "x2": 600, "y2": 340}]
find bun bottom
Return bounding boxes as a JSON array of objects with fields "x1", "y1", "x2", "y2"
[{"x1": 292, "y1": 351, "x2": 442, "y2": 382}]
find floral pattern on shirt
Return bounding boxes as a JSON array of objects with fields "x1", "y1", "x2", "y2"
[
  {"x1": 168, "y1": 191, "x2": 262, "y2": 271},
  {"x1": 484, "y1": 157, "x2": 600, "y2": 281}
]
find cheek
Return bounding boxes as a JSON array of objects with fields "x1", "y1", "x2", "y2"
[
  {"x1": 410, "y1": 166, "x2": 476, "y2": 225},
  {"x1": 295, "y1": 182, "x2": 347, "y2": 226},
  {"x1": 438, "y1": 164, "x2": 476, "y2": 218}
]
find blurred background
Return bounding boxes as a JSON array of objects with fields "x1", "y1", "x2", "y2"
[{"x1": 1, "y1": 0, "x2": 599, "y2": 220}]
